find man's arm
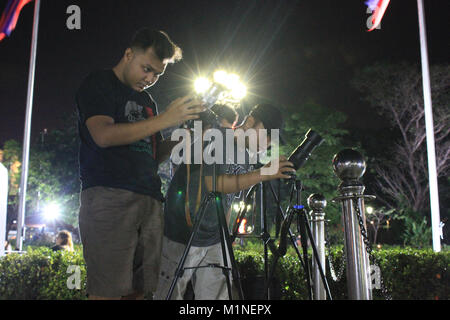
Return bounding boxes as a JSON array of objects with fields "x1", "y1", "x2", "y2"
[
  {"x1": 86, "y1": 95, "x2": 204, "y2": 148},
  {"x1": 204, "y1": 157, "x2": 295, "y2": 194}
]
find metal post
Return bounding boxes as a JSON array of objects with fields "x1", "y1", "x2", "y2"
[
  {"x1": 16, "y1": 0, "x2": 41, "y2": 251},
  {"x1": 0, "y1": 163, "x2": 8, "y2": 257},
  {"x1": 416, "y1": 0, "x2": 441, "y2": 252},
  {"x1": 308, "y1": 194, "x2": 327, "y2": 300},
  {"x1": 333, "y1": 149, "x2": 372, "y2": 300}
]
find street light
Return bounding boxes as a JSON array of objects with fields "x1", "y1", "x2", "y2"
[{"x1": 43, "y1": 203, "x2": 60, "y2": 221}]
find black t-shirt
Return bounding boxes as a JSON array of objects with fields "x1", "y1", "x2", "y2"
[
  {"x1": 164, "y1": 128, "x2": 252, "y2": 247},
  {"x1": 51, "y1": 245, "x2": 65, "y2": 252},
  {"x1": 76, "y1": 69, "x2": 163, "y2": 201}
]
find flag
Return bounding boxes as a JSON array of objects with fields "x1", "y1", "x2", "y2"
[
  {"x1": 365, "y1": 0, "x2": 391, "y2": 32},
  {"x1": 0, "y1": 0, "x2": 33, "y2": 41}
]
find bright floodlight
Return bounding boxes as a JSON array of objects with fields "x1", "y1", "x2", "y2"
[
  {"x1": 43, "y1": 203, "x2": 61, "y2": 221},
  {"x1": 230, "y1": 82, "x2": 247, "y2": 100},
  {"x1": 366, "y1": 206, "x2": 374, "y2": 214},
  {"x1": 213, "y1": 70, "x2": 228, "y2": 85},
  {"x1": 213, "y1": 70, "x2": 247, "y2": 100},
  {"x1": 194, "y1": 77, "x2": 211, "y2": 94}
]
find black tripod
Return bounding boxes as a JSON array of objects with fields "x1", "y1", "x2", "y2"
[
  {"x1": 166, "y1": 163, "x2": 245, "y2": 300},
  {"x1": 231, "y1": 177, "x2": 332, "y2": 300}
]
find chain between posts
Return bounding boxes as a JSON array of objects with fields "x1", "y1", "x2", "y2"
[
  {"x1": 352, "y1": 200, "x2": 392, "y2": 300},
  {"x1": 324, "y1": 220, "x2": 346, "y2": 282}
]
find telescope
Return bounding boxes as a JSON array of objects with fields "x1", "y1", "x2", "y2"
[{"x1": 288, "y1": 129, "x2": 324, "y2": 171}]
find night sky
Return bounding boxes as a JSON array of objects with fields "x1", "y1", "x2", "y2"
[{"x1": 0, "y1": 0, "x2": 448, "y2": 146}]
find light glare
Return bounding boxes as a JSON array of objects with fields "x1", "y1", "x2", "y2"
[
  {"x1": 213, "y1": 70, "x2": 228, "y2": 85},
  {"x1": 194, "y1": 77, "x2": 211, "y2": 94},
  {"x1": 43, "y1": 203, "x2": 60, "y2": 221}
]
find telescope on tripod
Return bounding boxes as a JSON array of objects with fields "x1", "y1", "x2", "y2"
[{"x1": 230, "y1": 128, "x2": 331, "y2": 300}]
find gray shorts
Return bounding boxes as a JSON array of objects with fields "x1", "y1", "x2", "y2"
[
  {"x1": 154, "y1": 236, "x2": 231, "y2": 300},
  {"x1": 78, "y1": 186, "x2": 163, "y2": 298}
]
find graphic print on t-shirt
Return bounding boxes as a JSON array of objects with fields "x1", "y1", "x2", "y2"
[{"x1": 125, "y1": 100, "x2": 154, "y2": 156}]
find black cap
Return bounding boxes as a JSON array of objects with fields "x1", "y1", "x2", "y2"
[{"x1": 249, "y1": 104, "x2": 285, "y2": 144}]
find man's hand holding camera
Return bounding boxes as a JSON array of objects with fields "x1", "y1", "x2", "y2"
[
  {"x1": 160, "y1": 95, "x2": 206, "y2": 127},
  {"x1": 260, "y1": 155, "x2": 296, "y2": 181}
]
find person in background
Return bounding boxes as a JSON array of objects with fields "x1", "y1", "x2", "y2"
[
  {"x1": 156, "y1": 104, "x2": 293, "y2": 300},
  {"x1": 52, "y1": 230, "x2": 74, "y2": 252}
]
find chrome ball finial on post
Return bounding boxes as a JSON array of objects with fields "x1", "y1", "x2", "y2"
[
  {"x1": 307, "y1": 194, "x2": 327, "y2": 212},
  {"x1": 332, "y1": 148, "x2": 366, "y2": 181},
  {"x1": 333, "y1": 149, "x2": 373, "y2": 300},
  {"x1": 308, "y1": 193, "x2": 327, "y2": 300}
]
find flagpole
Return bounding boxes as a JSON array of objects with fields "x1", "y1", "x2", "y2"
[
  {"x1": 416, "y1": 0, "x2": 441, "y2": 252},
  {"x1": 16, "y1": 0, "x2": 41, "y2": 251}
]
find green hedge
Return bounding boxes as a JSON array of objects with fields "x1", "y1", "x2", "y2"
[
  {"x1": 0, "y1": 246, "x2": 448, "y2": 300},
  {"x1": 0, "y1": 247, "x2": 87, "y2": 300},
  {"x1": 234, "y1": 245, "x2": 449, "y2": 300}
]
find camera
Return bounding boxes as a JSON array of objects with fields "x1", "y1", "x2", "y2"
[
  {"x1": 184, "y1": 104, "x2": 220, "y2": 130},
  {"x1": 288, "y1": 129, "x2": 324, "y2": 170},
  {"x1": 197, "y1": 108, "x2": 219, "y2": 127}
]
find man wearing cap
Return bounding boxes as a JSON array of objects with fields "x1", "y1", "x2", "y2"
[{"x1": 155, "y1": 104, "x2": 295, "y2": 300}]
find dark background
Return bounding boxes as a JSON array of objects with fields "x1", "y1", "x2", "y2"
[{"x1": 0, "y1": 0, "x2": 448, "y2": 145}]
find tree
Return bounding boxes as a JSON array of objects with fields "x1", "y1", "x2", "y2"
[
  {"x1": 34, "y1": 117, "x2": 80, "y2": 227},
  {"x1": 1, "y1": 112, "x2": 81, "y2": 229},
  {"x1": 280, "y1": 100, "x2": 353, "y2": 233},
  {"x1": 365, "y1": 206, "x2": 395, "y2": 244},
  {"x1": 352, "y1": 62, "x2": 450, "y2": 216}
]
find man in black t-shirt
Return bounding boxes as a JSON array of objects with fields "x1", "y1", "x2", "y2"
[{"x1": 76, "y1": 28, "x2": 204, "y2": 300}]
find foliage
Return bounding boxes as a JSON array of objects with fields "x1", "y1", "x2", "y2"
[
  {"x1": 400, "y1": 215, "x2": 433, "y2": 249},
  {"x1": 352, "y1": 62, "x2": 450, "y2": 218},
  {"x1": 0, "y1": 246, "x2": 87, "y2": 300},
  {"x1": 24, "y1": 233, "x2": 56, "y2": 248},
  {"x1": 281, "y1": 100, "x2": 351, "y2": 230},
  {"x1": 1, "y1": 245, "x2": 448, "y2": 300},
  {"x1": 0, "y1": 112, "x2": 81, "y2": 228},
  {"x1": 33, "y1": 120, "x2": 81, "y2": 227},
  {"x1": 1, "y1": 139, "x2": 22, "y2": 197},
  {"x1": 365, "y1": 207, "x2": 395, "y2": 244},
  {"x1": 235, "y1": 244, "x2": 450, "y2": 300}
]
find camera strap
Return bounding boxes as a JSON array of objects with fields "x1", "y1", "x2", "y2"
[{"x1": 185, "y1": 140, "x2": 204, "y2": 228}]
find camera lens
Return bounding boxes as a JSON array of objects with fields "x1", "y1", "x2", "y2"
[{"x1": 288, "y1": 129, "x2": 324, "y2": 170}]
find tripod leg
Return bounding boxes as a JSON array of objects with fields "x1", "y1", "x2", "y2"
[
  {"x1": 166, "y1": 195, "x2": 212, "y2": 300},
  {"x1": 216, "y1": 210, "x2": 233, "y2": 300},
  {"x1": 215, "y1": 194, "x2": 245, "y2": 300},
  {"x1": 267, "y1": 182, "x2": 307, "y2": 272},
  {"x1": 296, "y1": 209, "x2": 313, "y2": 300},
  {"x1": 259, "y1": 182, "x2": 271, "y2": 300},
  {"x1": 264, "y1": 253, "x2": 280, "y2": 296}
]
